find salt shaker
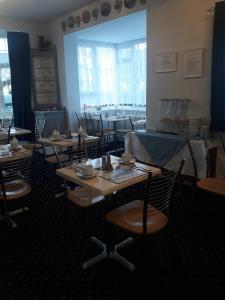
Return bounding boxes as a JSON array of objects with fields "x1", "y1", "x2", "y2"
[{"x1": 106, "y1": 154, "x2": 113, "y2": 171}]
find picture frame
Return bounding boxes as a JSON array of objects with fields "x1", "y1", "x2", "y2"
[
  {"x1": 183, "y1": 48, "x2": 203, "y2": 78},
  {"x1": 31, "y1": 47, "x2": 61, "y2": 110},
  {"x1": 154, "y1": 51, "x2": 177, "y2": 73}
]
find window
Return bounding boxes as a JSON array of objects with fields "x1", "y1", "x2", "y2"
[
  {"x1": 77, "y1": 39, "x2": 146, "y2": 111},
  {"x1": 0, "y1": 31, "x2": 12, "y2": 116}
]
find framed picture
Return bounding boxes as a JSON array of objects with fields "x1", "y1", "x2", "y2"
[
  {"x1": 183, "y1": 48, "x2": 203, "y2": 78},
  {"x1": 31, "y1": 47, "x2": 61, "y2": 110},
  {"x1": 154, "y1": 51, "x2": 177, "y2": 73}
]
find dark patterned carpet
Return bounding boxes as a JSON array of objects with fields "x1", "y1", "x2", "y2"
[{"x1": 0, "y1": 155, "x2": 225, "y2": 299}]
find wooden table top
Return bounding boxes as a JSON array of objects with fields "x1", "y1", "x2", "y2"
[
  {"x1": 197, "y1": 178, "x2": 225, "y2": 196},
  {"x1": 38, "y1": 135, "x2": 99, "y2": 148},
  {"x1": 0, "y1": 127, "x2": 31, "y2": 140},
  {"x1": 0, "y1": 145, "x2": 32, "y2": 163},
  {"x1": 56, "y1": 156, "x2": 161, "y2": 196}
]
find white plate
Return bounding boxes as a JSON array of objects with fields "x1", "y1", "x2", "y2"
[{"x1": 76, "y1": 171, "x2": 97, "y2": 179}]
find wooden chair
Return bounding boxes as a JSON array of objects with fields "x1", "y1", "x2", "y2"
[
  {"x1": 186, "y1": 139, "x2": 209, "y2": 183},
  {"x1": 0, "y1": 151, "x2": 33, "y2": 228},
  {"x1": 84, "y1": 112, "x2": 97, "y2": 135},
  {"x1": 55, "y1": 136, "x2": 104, "y2": 208},
  {"x1": 3, "y1": 115, "x2": 13, "y2": 129},
  {"x1": 196, "y1": 178, "x2": 225, "y2": 196},
  {"x1": 85, "y1": 113, "x2": 116, "y2": 154},
  {"x1": 34, "y1": 118, "x2": 47, "y2": 150},
  {"x1": 116, "y1": 116, "x2": 134, "y2": 136},
  {"x1": 75, "y1": 111, "x2": 81, "y2": 130},
  {"x1": 219, "y1": 132, "x2": 225, "y2": 154},
  {"x1": 105, "y1": 159, "x2": 185, "y2": 271},
  {"x1": 187, "y1": 138, "x2": 225, "y2": 198}
]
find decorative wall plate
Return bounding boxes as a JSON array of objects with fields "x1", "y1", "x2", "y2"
[
  {"x1": 100, "y1": 2, "x2": 111, "y2": 17},
  {"x1": 61, "y1": 21, "x2": 67, "y2": 32},
  {"x1": 67, "y1": 16, "x2": 75, "y2": 28},
  {"x1": 92, "y1": 8, "x2": 99, "y2": 20},
  {"x1": 82, "y1": 10, "x2": 91, "y2": 23},
  {"x1": 124, "y1": 0, "x2": 136, "y2": 9},
  {"x1": 75, "y1": 16, "x2": 81, "y2": 27},
  {"x1": 114, "y1": 0, "x2": 122, "y2": 12}
]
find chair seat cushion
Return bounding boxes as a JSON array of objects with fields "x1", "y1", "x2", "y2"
[
  {"x1": 45, "y1": 154, "x2": 69, "y2": 164},
  {"x1": 106, "y1": 200, "x2": 168, "y2": 235},
  {"x1": 0, "y1": 179, "x2": 31, "y2": 200},
  {"x1": 67, "y1": 187, "x2": 104, "y2": 207},
  {"x1": 197, "y1": 178, "x2": 225, "y2": 196}
]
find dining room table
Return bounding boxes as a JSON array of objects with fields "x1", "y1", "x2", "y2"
[
  {"x1": 38, "y1": 134, "x2": 99, "y2": 148},
  {"x1": 0, "y1": 127, "x2": 32, "y2": 142},
  {"x1": 91, "y1": 115, "x2": 130, "y2": 131},
  {"x1": 125, "y1": 131, "x2": 218, "y2": 178},
  {"x1": 56, "y1": 155, "x2": 161, "y2": 269}
]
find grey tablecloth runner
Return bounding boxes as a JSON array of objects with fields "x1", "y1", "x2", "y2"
[{"x1": 136, "y1": 132, "x2": 186, "y2": 166}]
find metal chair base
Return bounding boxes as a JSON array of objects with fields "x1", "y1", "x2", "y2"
[
  {"x1": 0, "y1": 206, "x2": 29, "y2": 228},
  {"x1": 82, "y1": 236, "x2": 135, "y2": 271}
]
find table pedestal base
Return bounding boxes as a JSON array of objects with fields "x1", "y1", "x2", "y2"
[
  {"x1": 0, "y1": 206, "x2": 29, "y2": 228},
  {"x1": 82, "y1": 236, "x2": 135, "y2": 271}
]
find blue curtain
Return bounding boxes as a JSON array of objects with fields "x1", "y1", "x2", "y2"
[
  {"x1": 7, "y1": 32, "x2": 34, "y2": 139},
  {"x1": 210, "y1": 1, "x2": 225, "y2": 132}
]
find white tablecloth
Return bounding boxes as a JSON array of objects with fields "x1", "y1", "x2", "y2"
[{"x1": 125, "y1": 132, "x2": 210, "y2": 178}]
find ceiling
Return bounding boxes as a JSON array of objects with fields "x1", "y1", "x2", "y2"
[
  {"x1": 73, "y1": 10, "x2": 146, "y2": 43},
  {"x1": 0, "y1": 0, "x2": 96, "y2": 22}
]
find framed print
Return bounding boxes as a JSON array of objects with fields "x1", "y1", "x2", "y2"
[
  {"x1": 35, "y1": 81, "x2": 56, "y2": 93},
  {"x1": 34, "y1": 68, "x2": 55, "y2": 80},
  {"x1": 36, "y1": 93, "x2": 57, "y2": 105},
  {"x1": 31, "y1": 47, "x2": 61, "y2": 110},
  {"x1": 183, "y1": 48, "x2": 203, "y2": 78},
  {"x1": 154, "y1": 51, "x2": 176, "y2": 73}
]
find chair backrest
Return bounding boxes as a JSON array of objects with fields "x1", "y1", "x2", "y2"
[
  {"x1": 3, "y1": 115, "x2": 13, "y2": 129},
  {"x1": 186, "y1": 139, "x2": 209, "y2": 181},
  {"x1": 128, "y1": 116, "x2": 135, "y2": 131},
  {"x1": 0, "y1": 152, "x2": 33, "y2": 186},
  {"x1": 7, "y1": 116, "x2": 15, "y2": 144},
  {"x1": 75, "y1": 112, "x2": 81, "y2": 130},
  {"x1": 35, "y1": 118, "x2": 47, "y2": 142},
  {"x1": 84, "y1": 112, "x2": 96, "y2": 134},
  {"x1": 53, "y1": 135, "x2": 88, "y2": 168},
  {"x1": 143, "y1": 159, "x2": 185, "y2": 235},
  {"x1": 219, "y1": 132, "x2": 225, "y2": 154}
]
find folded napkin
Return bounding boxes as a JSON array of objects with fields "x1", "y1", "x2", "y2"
[{"x1": 0, "y1": 149, "x2": 10, "y2": 156}]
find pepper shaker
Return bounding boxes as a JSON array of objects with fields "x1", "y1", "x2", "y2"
[
  {"x1": 102, "y1": 156, "x2": 106, "y2": 170},
  {"x1": 106, "y1": 154, "x2": 113, "y2": 171}
]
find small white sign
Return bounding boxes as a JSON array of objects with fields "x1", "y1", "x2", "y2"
[
  {"x1": 154, "y1": 51, "x2": 177, "y2": 73},
  {"x1": 183, "y1": 48, "x2": 203, "y2": 78}
]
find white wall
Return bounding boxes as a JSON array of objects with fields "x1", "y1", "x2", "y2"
[
  {"x1": 147, "y1": 0, "x2": 220, "y2": 129},
  {"x1": 50, "y1": 0, "x2": 221, "y2": 130},
  {"x1": 0, "y1": 17, "x2": 50, "y2": 48}
]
